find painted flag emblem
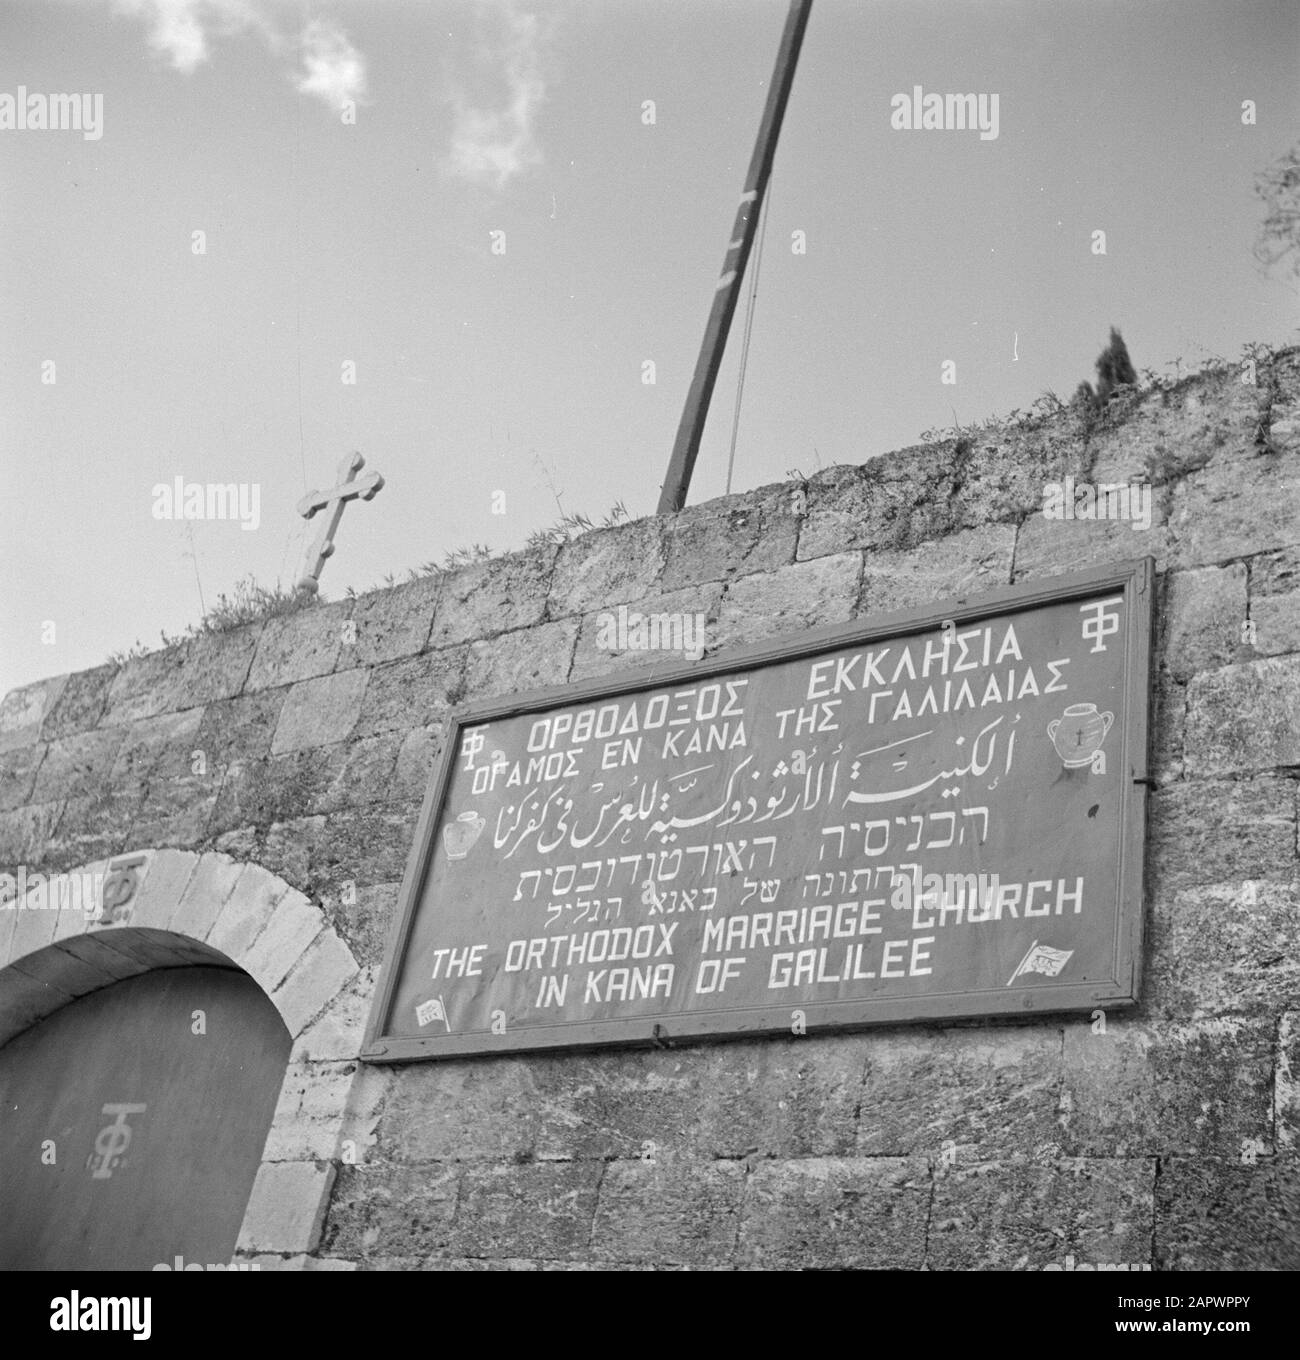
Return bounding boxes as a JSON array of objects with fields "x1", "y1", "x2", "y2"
[
  {"x1": 1006, "y1": 941, "x2": 1074, "y2": 986},
  {"x1": 416, "y1": 996, "x2": 451, "y2": 1030}
]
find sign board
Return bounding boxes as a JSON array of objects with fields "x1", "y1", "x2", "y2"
[{"x1": 364, "y1": 558, "x2": 1154, "y2": 1062}]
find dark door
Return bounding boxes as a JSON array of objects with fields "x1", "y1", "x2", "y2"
[{"x1": 0, "y1": 965, "x2": 290, "y2": 1270}]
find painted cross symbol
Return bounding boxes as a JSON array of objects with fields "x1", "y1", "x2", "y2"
[{"x1": 296, "y1": 451, "x2": 384, "y2": 594}]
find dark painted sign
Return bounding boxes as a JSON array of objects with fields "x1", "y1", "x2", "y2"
[{"x1": 364, "y1": 559, "x2": 1153, "y2": 1061}]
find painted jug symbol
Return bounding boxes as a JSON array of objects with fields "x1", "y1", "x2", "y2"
[
  {"x1": 1047, "y1": 703, "x2": 1113, "y2": 768},
  {"x1": 443, "y1": 810, "x2": 485, "y2": 860}
]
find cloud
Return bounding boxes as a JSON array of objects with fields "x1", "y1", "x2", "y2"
[
  {"x1": 444, "y1": 4, "x2": 553, "y2": 191},
  {"x1": 294, "y1": 19, "x2": 367, "y2": 110},
  {"x1": 110, "y1": 0, "x2": 366, "y2": 111}
]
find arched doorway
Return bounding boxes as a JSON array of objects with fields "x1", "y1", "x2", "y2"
[
  {"x1": 0, "y1": 849, "x2": 377, "y2": 1268},
  {"x1": 0, "y1": 964, "x2": 290, "y2": 1270}
]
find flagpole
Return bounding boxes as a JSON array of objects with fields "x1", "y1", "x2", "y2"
[{"x1": 656, "y1": 0, "x2": 814, "y2": 514}]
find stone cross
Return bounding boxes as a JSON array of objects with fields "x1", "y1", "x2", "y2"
[{"x1": 295, "y1": 451, "x2": 385, "y2": 594}]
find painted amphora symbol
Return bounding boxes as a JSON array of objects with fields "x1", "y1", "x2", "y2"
[
  {"x1": 1047, "y1": 703, "x2": 1113, "y2": 768},
  {"x1": 443, "y1": 811, "x2": 485, "y2": 860}
]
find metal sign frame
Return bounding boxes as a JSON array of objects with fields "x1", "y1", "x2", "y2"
[{"x1": 363, "y1": 557, "x2": 1154, "y2": 1062}]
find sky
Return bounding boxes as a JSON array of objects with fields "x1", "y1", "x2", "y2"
[{"x1": 1, "y1": 0, "x2": 1296, "y2": 698}]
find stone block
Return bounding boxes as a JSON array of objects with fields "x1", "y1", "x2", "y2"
[
  {"x1": 101, "y1": 644, "x2": 190, "y2": 725},
  {"x1": 465, "y1": 620, "x2": 578, "y2": 698},
  {"x1": 1248, "y1": 546, "x2": 1300, "y2": 657},
  {"x1": 129, "y1": 789, "x2": 217, "y2": 850},
  {"x1": 0, "y1": 803, "x2": 62, "y2": 866},
  {"x1": 1151, "y1": 673, "x2": 1186, "y2": 785},
  {"x1": 7, "y1": 888, "x2": 62, "y2": 962},
  {"x1": 1184, "y1": 655, "x2": 1300, "y2": 775},
  {"x1": 1145, "y1": 880, "x2": 1300, "y2": 1019},
  {"x1": 529, "y1": 1037, "x2": 862, "y2": 1163},
  {"x1": 1159, "y1": 564, "x2": 1250, "y2": 681},
  {"x1": 194, "y1": 689, "x2": 288, "y2": 770},
  {"x1": 392, "y1": 725, "x2": 445, "y2": 803},
  {"x1": 201, "y1": 865, "x2": 284, "y2": 961},
  {"x1": 1012, "y1": 506, "x2": 1168, "y2": 585},
  {"x1": 352, "y1": 648, "x2": 467, "y2": 739},
  {"x1": 237, "y1": 1160, "x2": 336, "y2": 1255},
  {"x1": 385, "y1": 1057, "x2": 540, "y2": 1162},
  {"x1": 450, "y1": 1161, "x2": 603, "y2": 1261},
  {"x1": 714, "y1": 552, "x2": 861, "y2": 652},
  {"x1": 1278, "y1": 1011, "x2": 1299, "y2": 1152},
  {"x1": 1147, "y1": 777, "x2": 1296, "y2": 893},
  {"x1": 1168, "y1": 447, "x2": 1300, "y2": 568},
  {"x1": 208, "y1": 748, "x2": 336, "y2": 832},
  {"x1": 51, "y1": 860, "x2": 110, "y2": 942},
  {"x1": 953, "y1": 419, "x2": 1092, "y2": 525},
  {"x1": 428, "y1": 545, "x2": 557, "y2": 648},
  {"x1": 694, "y1": 1036, "x2": 865, "y2": 1159},
  {"x1": 40, "y1": 665, "x2": 116, "y2": 742},
  {"x1": 738, "y1": 1156, "x2": 930, "y2": 1269},
  {"x1": 261, "y1": 1061, "x2": 355, "y2": 1161},
  {"x1": 1155, "y1": 1156, "x2": 1300, "y2": 1270},
  {"x1": 345, "y1": 575, "x2": 441, "y2": 665},
  {"x1": 0, "y1": 743, "x2": 47, "y2": 813},
  {"x1": 548, "y1": 519, "x2": 667, "y2": 616},
  {"x1": 660, "y1": 484, "x2": 801, "y2": 591},
  {"x1": 321, "y1": 1162, "x2": 459, "y2": 1261},
  {"x1": 271, "y1": 669, "x2": 369, "y2": 755},
  {"x1": 1089, "y1": 368, "x2": 1262, "y2": 487},
  {"x1": 31, "y1": 728, "x2": 126, "y2": 805},
  {"x1": 326, "y1": 881, "x2": 398, "y2": 972},
  {"x1": 570, "y1": 584, "x2": 722, "y2": 680},
  {"x1": 171, "y1": 626, "x2": 261, "y2": 708},
  {"x1": 859, "y1": 523, "x2": 1015, "y2": 617},
  {"x1": 928, "y1": 1157, "x2": 1154, "y2": 1270},
  {"x1": 214, "y1": 735, "x2": 403, "y2": 832},
  {"x1": 855, "y1": 1025, "x2": 1063, "y2": 1160},
  {"x1": 312, "y1": 734, "x2": 404, "y2": 813},
  {"x1": 527, "y1": 1047, "x2": 705, "y2": 1162},
  {"x1": 279, "y1": 809, "x2": 412, "y2": 910},
  {"x1": 246, "y1": 600, "x2": 353, "y2": 691},
  {"x1": 1060, "y1": 1016, "x2": 1274, "y2": 1157},
  {"x1": 168, "y1": 852, "x2": 247, "y2": 942},
  {"x1": 241, "y1": 889, "x2": 323, "y2": 993},
  {"x1": 109, "y1": 709, "x2": 204, "y2": 787},
  {"x1": 290, "y1": 967, "x2": 378, "y2": 1062},
  {"x1": 254, "y1": 815, "x2": 326, "y2": 891},
  {"x1": 110, "y1": 710, "x2": 213, "y2": 844},
  {"x1": 125, "y1": 849, "x2": 199, "y2": 929},
  {"x1": 590, "y1": 1159, "x2": 744, "y2": 1266},
  {"x1": 39, "y1": 795, "x2": 134, "y2": 870},
  {"x1": 0, "y1": 675, "x2": 69, "y2": 753},
  {"x1": 0, "y1": 891, "x2": 19, "y2": 961},
  {"x1": 271, "y1": 928, "x2": 359, "y2": 1036},
  {"x1": 797, "y1": 442, "x2": 969, "y2": 560}
]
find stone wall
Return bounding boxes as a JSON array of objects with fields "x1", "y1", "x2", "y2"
[{"x1": 2, "y1": 348, "x2": 1299, "y2": 1268}]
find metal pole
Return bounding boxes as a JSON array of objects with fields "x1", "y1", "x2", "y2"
[{"x1": 656, "y1": 0, "x2": 813, "y2": 515}]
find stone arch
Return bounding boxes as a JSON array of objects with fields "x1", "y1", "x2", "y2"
[{"x1": 0, "y1": 849, "x2": 382, "y2": 1269}]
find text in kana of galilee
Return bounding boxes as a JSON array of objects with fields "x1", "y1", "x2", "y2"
[{"x1": 364, "y1": 559, "x2": 1153, "y2": 1061}]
